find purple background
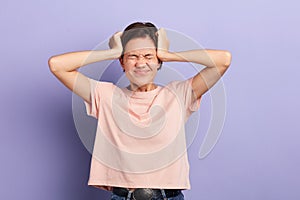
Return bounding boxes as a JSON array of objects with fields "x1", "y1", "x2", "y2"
[{"x1": 1, "y1": 0, "x2": 300, "y2": 199}]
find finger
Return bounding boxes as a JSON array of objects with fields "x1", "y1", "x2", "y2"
[
  {"x1": 114, "y1": 31, "x2": 123, "y2": 38},
  {"x1": 155, "y1": 30, "x2": 159, "y2": 37},
  {"x1": 156, "y1": 27, "x2": 162, "y2": 34}
]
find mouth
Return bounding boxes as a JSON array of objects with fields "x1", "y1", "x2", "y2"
[{"x1": 134, "y1": 69, "x2": 150, "y2": 75}]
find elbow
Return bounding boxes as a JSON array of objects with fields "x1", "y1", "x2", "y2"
[
  {"x1": 223, "y1": 51, "x2": 232, "y2": 68},
  {"x1": 215, "y1": 51, "x2": 231, "y2": 75},
  {"x1": 214, "y1": 50, "x2": 232, "y2": 69},
  {"x1": 48, "y1": 56, "x2": 60, "y2": 74}
]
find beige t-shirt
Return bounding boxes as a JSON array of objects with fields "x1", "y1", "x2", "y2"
[{"x1": 84, "y1": 77, "x2": 200, "y2": 191}]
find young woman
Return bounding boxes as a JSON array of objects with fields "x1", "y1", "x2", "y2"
[{"x1": 49, "y1": 22, "x2": 231, "y2": 200}]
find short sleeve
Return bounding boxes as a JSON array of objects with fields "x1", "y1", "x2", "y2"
[
  {"x1": 167, "y1": 78, "x2": 201, "y2": 119},
  {"x1": 84, "y1": 78, "x2": 100, "y2": 119}
]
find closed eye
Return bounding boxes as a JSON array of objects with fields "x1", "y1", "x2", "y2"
[
  {"x1": 127, "y1": 55, "x2": 138, "y2": 59},
  {"x1": 145, "y1": 54, "x2": 154, "y2": 59}
]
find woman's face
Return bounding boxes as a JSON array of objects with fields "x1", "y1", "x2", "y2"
[{"x1": 120, "y1": 36, "x2": 160, "y2": 89}]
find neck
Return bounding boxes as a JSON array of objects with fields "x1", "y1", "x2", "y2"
[{"x1": 129, "y1": 83, "x2": 157, "y2": 92}]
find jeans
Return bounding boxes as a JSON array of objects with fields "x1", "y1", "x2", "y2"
[{"x1": 110, "y1": 191, "x2": 184, "y2": 200}]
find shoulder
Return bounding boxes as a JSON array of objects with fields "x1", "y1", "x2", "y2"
[
  {"x1": 87, "y1": 78, "x2": 120, "y2": 98},
  {"x1": 88, "y1": 78, "x2": 117, "y2": 90},
  {"x1": 164, "y1": 78, "x2": 193, "y2": 91}
]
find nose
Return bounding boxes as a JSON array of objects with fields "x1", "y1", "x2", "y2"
[{"x1": 135, "y1": 55, "x2": 147, "y2": 67}]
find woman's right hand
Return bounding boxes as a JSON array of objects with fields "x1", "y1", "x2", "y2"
[{"x1": 108, "y1": 31, "x2": 123, "y2": 58}]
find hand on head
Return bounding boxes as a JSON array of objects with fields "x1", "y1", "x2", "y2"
[
  {"x1": 108, "y1": 31, "x2": 123, "y2": 58},
  {"x1": 156, "y1": 28, "x2": 170, "y2": 62}
]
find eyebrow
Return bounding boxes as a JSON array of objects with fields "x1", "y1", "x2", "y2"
[
  {"x1": 127, "y1": 54, "x2": 138, "y2": 57},
  {"x1": 126, "y1": 53, "x2": 154, "y2": 57},
  {"x1": 144, "y1": 53, "x2": 154, "y2": 56}
]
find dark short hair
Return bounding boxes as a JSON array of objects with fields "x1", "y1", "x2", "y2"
[{"x1": 121, "y1": 22, "x2": 162, "y2": 70}]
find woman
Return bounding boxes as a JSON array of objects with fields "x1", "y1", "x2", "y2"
[{"x1": 49, "y1": 22, "x2": 231, "y2": 200}]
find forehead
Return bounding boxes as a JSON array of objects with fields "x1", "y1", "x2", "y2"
[{"x1": 124, "y1": 36, "x2": 156, "y2": 54}]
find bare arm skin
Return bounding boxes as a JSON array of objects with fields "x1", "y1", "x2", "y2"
[
  {"x1": 156, "y1": 28, "x2": 232, "y2": 99},
  {"x1": 48, "y1": 32, "x2": 122, "y2": 103}
]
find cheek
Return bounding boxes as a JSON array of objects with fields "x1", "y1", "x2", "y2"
[
  {"x1": 122, "y1": 61, "x2": 135, "y2": 71},
  {"x1": 149, "y1": 59, "x2": 160, "y2": 68}
]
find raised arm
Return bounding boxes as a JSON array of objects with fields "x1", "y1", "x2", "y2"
[
  {"x1": 156, "y1": 28, "x2": 232, "y2": 99},
  {"x1": 48, "y1": 32, "x2": 123, "y2": 103}
]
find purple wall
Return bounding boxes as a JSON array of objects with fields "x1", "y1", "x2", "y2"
[{"x1": 1, "y1": 0, "x2": 299, "y2": 199}]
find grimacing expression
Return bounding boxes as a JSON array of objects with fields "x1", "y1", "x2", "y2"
[{"x1": 120, "y1": 36, "x2": 160, "y2": 87}]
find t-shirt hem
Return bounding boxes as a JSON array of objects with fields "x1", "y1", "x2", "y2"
[{"x1": 88, "y1": 180, "x2": 191, "y2": 191}]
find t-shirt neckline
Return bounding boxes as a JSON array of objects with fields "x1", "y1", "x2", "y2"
[{"x1": 123, "y1": 85, "x2": 162, "y2": 98}]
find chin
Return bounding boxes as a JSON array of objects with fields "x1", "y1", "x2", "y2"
[
  {"x1": 127, "y1": 75, "x2": 152, "y2": 85},
  {"x1": 133, "y1": 79, "x2": 153, "y2": 87}
]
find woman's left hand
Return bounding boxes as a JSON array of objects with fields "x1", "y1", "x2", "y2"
[{"x1": 156, "y1": 28, "x2": 171, "y2": 62}]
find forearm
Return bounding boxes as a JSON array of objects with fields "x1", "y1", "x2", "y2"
[
  {"x1": 48, "y1": 49, "x2": 120, "y2": 73},
  {"x1": 161, "y1": 49, "x2": 231, "y2": 68}
]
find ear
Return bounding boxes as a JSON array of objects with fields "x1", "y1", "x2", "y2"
[
  {"x1": 157, "y1": 59, "x2": 163, "y2": 70},
  {"x1": 119, "y1": 57, "x2": 125, "y2": 72}
]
